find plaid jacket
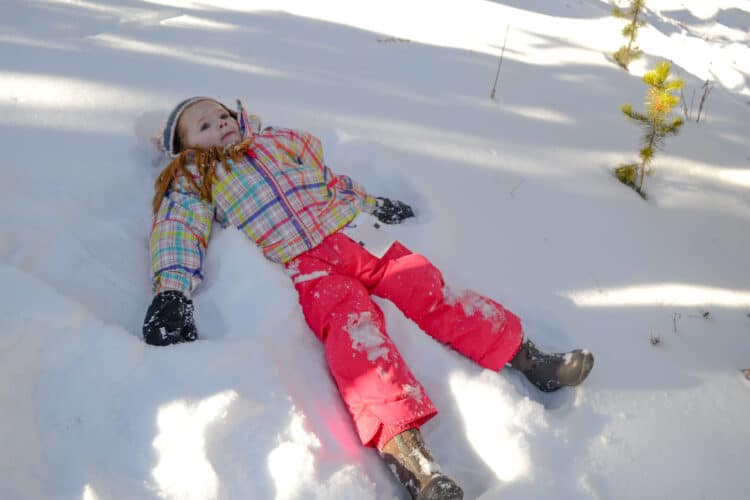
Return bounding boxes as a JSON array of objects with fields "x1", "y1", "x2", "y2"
[{"x1": 151, "y1": 127, "x2": 376, "y2": 296}]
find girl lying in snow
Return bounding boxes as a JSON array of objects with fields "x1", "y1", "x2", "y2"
[{"x1": 142, "y1": 97, "x2": 594, "y2": 500}]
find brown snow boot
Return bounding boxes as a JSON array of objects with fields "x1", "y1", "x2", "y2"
[
  {"x1": 510, "y1": 339, "x2": 594, "y2": 392},
  {"x1": 380, "y1": 429, "x2": 463, "y2": 500}
]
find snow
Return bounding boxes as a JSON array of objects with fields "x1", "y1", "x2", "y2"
[
  {"x1": 1, "y1": 0, "x2": 749, "y2": 498},
  {"x1": 402, "y1": 384, "x2": 423, "y2": 404},
  {"x1": 409, "y1": 446, "x2": 441, "y2": 479},
  {"x1": 346, "y1": 312, "x2": 390, "y2": 363},
  {"x1": 292, "y1": 271, "x2": 330, "y2": 285},
  {"x1": 443, "y1": 285, "x2": 508, "y2": 333}
]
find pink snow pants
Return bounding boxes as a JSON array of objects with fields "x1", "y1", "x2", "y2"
[{"x1": 286, "y1": 232, "x2": 523, "y2": 450}]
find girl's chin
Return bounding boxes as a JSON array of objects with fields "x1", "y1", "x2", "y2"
[{"x1": 221, "y1": 133, "x2": 239, "y2": 146}]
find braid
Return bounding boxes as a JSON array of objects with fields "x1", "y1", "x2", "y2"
[{"x1": 152, "y1": 138, "x2": 254, "y2": 214}]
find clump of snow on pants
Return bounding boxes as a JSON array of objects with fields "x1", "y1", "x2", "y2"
[
  {"x1": 293, "y1": 270, "x2": 329, "y2": 284},
  {"x1": 442, "y1": 285, "x2": 507, "y2": 333},
  {"x1": 402, "y1": 383, "x2": 423, "y2": 403},
  {"x1": 284, "y1": 260, "x2": 300, "y2": 277},
  {"x1": 345, "y1": 312, "x2": 389, "y2": 362}
]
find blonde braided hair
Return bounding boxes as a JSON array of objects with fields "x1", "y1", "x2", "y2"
[{"x1": 152, "y1": 138, "x2": 254, "y2": 214}]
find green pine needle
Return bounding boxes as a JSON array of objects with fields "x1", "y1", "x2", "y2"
[
  {"x1": 666, "y1": 80, "x2": 684, "y2": 91},
  {"x1": 615, "y1": 164, "x2": 638, "y2": 186}
]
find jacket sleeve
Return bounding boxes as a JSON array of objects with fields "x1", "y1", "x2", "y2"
[
  {"x1": 272, "y1": 128, "x2": 378, "y2": 214},
  {"x1": 150, "y1": 189, "x2": 214, "y2": 297}
]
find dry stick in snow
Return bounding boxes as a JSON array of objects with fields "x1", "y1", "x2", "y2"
[
  {"x1": 696, "y1": 79, "x2": 713, "y2": 123},
  {"x1": 679, "y1": 79, "x2": 713, "y2": 123},
  {"x1": 491, "y1": 25, "x2": 510, "y2": 100},
  {"x1": 509, "y1": 178, "x2": 525, "y2": 198},
  {"x1": 680, "y1": 86, "x2": 695, "y2": 121}
]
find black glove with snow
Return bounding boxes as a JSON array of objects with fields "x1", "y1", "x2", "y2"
[
  {"x1": 142, "y1": 291, "x2": 198, "y2": 346},
  {"x1": 372, "y1": 197, "x2": 415, "y2": 224}
]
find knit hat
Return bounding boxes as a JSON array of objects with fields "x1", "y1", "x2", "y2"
[
  {"x1": 159, "y1": 97, "x2": 263, "y2": 158},
  {"x1": 160, "y1": 97, "x2": 224, "y2": 158}
]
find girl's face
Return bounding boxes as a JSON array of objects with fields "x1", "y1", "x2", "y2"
[{"x1": 178, "y1": 99, "x2": 240, "y2": 150}]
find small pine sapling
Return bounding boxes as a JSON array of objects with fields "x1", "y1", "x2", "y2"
[
  {"x1": 612, "y1": 0, "x2": 647, "y2": 70},
  {"x1": 617, "y1": 61, "x2": 684, "y2": 196}
]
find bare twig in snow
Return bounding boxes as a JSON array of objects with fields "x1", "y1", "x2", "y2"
[
  {"x1": 491, "y1": 25, "x2": 510, "y2": 100},
  {"x1": 696, "y1": 79, "x2": 713, "y2": 123},
  {"x1": 509, "y1": 178, "x2": 524, "y2": 198}
]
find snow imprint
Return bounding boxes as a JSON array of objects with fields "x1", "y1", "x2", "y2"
[{"x1": 345, "y1": 312, "x2": 389, "y2": 362}]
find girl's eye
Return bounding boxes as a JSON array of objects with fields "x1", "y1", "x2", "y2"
[
  {"x1": 220, "y1": 113, "x2": 229, "y2": 119},
  {"x1": 200, "y1": 123, "x2": 209, "y2": 131}
]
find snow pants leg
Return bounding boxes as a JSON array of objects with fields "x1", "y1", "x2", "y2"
[{"x1": 287, "y1": 233, "x2": 523, "y2": 449}]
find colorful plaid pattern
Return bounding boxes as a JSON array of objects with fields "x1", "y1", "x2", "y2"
[{"x1": 151, "y1": 128, "x2": 376, "y2": 295}]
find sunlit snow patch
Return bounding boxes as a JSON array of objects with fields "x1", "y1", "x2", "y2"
[
  {"x1": 450, "y1": 371, "x2": 547, "y2": 482},
  {"x1": 160, "y1": 14, "x2": 240, "y2": 31},
  {"x1": 152, "y1": 390, "x2": 238, "y2": 500},
  {"x1": 267, "y1": 409, "x2": 321, "y2": 500},
  {"x1": 561, "y1": 283, "x2": 750, "y2": 308},
  {"x1": 81, "y1": 484, "x2": 99, "y2": 500}
]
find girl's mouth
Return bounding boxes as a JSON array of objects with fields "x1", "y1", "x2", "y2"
[{"x1": 222, "y1": 130, "x2": 237, "y2": 141}]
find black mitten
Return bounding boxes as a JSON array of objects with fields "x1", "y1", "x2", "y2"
[
  {"x1": 372, "y1": 197, "x2": 415, "y2": 224},
  {"x1": 143, "y1": 291, "x2": 198, "y2": 346}
]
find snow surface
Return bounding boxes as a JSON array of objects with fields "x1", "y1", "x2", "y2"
[{"x1": 1, "y1": 0, "x2": 750, "y2": 498}]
